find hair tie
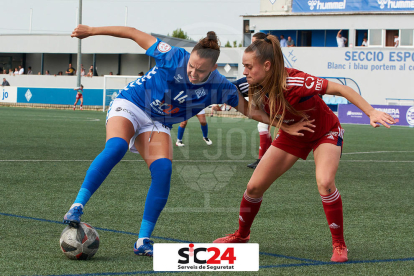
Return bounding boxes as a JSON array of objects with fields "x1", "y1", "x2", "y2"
[{"x1": 264, "y1": 37, "x2": 271, "y2": 44}]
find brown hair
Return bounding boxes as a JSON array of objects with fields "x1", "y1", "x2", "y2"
[
  {"x1": 253, "y1": 32, "x2": 267, "y2": 40},
  {"x1": 245, "y1": 35, "x2": 306, "y2": 130},
  {"x1": 192, "y1": 31, "x2": 220, "y2": 65}
]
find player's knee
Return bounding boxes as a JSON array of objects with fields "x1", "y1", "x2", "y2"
[
  {"x1": 150, "y1": 158, "x2": 172, "y2": 189},
  {"x1": 316, "y1": 177, "x2": 335, "y2": 191},
  {"x1": 104, "y1": 137, "x2": 129, "y2": 160},
  {"x1": 180, "y1": 121, "x2": 188, "y2": 128},
  {"x1": 246, "y1": 183, "x2": 265, "y2": 198}
]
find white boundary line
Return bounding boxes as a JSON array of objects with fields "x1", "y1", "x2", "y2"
[{"x1": 343, "y1": 151, "x2": 414, "y2": 155}]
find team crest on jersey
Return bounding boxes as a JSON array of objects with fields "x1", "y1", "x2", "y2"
[
  {"x1": 195, "y1": 87, "x2": 206, "y2": 99},
  {"x1": 157, "y1": 42, "x2": 172, "y2": 53}
]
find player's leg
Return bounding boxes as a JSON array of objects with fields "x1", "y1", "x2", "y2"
[
  {"x1": 247, "y1": 123, "x2": 272, "y2": 169},
  {"x1": 214, "y1": 146, "x2": 299, "y2": 243},
  {"x1": 176, "y1": 120, "x2": 187, "y2": 147},
  {"x1": 73, "y1": 98, "x2": 79, "y2": 110},
  {"x1": 63, "y1": 99, "x2": 137, "y2": 226},
  {"x1": 133, "y1": 130, "x2": 173, "y2": 257},
  {"x1": 314, "y1": 142, "x2": 348, "y2": 262},
  {"x1": 197, "y1": 111, "x2": 212, "y2": 145},
  {"x1": 80, "y1": 97, "x2": 83, "y2": 110}
]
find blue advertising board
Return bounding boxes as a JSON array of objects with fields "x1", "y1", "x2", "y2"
[
  {"x1": 17, "y1": 87, "x2": 103, "y2": 106},
  {"x1": 338, "y1": 104, "x2": 414, "y2": 127},
  {"x1": 292, "y1": 0, "x2": 414, "y2": 13}
]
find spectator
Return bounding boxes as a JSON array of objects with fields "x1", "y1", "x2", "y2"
[
  {"x1": 287, "y1": 36, "x2": 295, "y2": 47},
  {"x1": 109, "y1": 72, "x2": 113, "y2": 75},
  {"x1": 361, "y1": 38, "x2": 368, "y2": 47},
  {"x1": 89, "y1": 65, "x2": 98, "y2": 76},
  {"x1": 2, "y1": 78, "x2": 10, "y2": 86},
  {"x1": 14, "y1": 68, "x2": 19, "y2": 75},
  {"x1": 138, "y1": 71, "x2": 144, "y2": 76},
  {"x1": 80, "y1": 67, "x2": 85, "y2": 76},
  {"x1": 38, "y1": 72, "x2": 41, "y2": 75},
  {"x1": 337, "y1": 30, "x2": 347, "y2": 47},
  {"x1": 394, "y1": 35, "x2": 399, "y2": 47},
  {"x1": 58, "y1": 71, "x2": 63, "y2": 76},
  {"x1": 66, "y1": 63, "x2": 76, "y2": 75},
  {"x1": 9, "y1": 69, "x2": 13, "y2": 75},
  {"x1": 279, "y1": 35, "x2": 287, "y2": 47},
  {"x1": 27, "y1": 66, "x2": 33, "y2": 75},
  {"x1": 45, "y1": 70, "x2": 50, "y2": 75},
  {"x1": 2, "y1": 70, "x2": 6, "y2": 74},
  {"x1": 86, "y1": 69, "x2": 93, "y2": 77},
  {"x1": 18, "y1": 65, "x2": 24, "y2": 75}
]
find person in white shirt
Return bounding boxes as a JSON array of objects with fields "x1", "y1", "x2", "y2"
[
  {"x1": 18, "y1": 65, "x2": 24, "y2": 75},
  {"x1": 361, "y1": 38, "x2": 368, "y2": 47},
  {"x1": 394, "y1": 35, "x2": 399, "y2": 47},
  {"x1": 336, "y1": 30, "x2": 347, "y2": 48},
  {"x1": 279, "y1": 35, "x2": 287, "y2": 47}
]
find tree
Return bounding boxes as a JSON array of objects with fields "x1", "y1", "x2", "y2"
[
  {"x1": 238, "y1": 42, "x2": 243, "y2": 47},
  {"x1": 225, "y1": 41, "x2": 232, "y2": 47},
  {"x1": 169, "y1": 28, "x2": 192, "y2": 40},
  {"x1": 233, "y1": 40, "x2": 237, "y2": 48}
]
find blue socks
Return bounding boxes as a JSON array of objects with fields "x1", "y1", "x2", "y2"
[
  {"x1": 74, "y1": 137, "x2": 128, "y2": 206},
  {"x1": 138, "y1": 158, "x2": 172, "y2": 238},
  {"x1": 177, "y1": 125, "x2": 185, "y2": 141},
  {"x1": 201, "y1": 123, "x2": 208, "y2": 138}
]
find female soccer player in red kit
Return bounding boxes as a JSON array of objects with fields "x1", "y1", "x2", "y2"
[{"x1": 214, "y1": 35, "x2": 395, "y2": 262}]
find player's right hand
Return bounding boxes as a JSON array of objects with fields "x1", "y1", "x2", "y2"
[
  {"x1": 71, "y1": 24, "x2": 92, "y2": 39},
  {"x1": 282, "y1": 119, "x2": 315, "y2": 136}
]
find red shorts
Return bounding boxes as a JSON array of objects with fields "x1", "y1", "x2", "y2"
[
  {"x1": 272, "y1": 123, "x2": 344, "y2": 160},
  {"x1": 76, "y1": 94, "x2": 83, "y2": 99}
]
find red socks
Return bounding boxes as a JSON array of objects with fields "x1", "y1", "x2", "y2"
[
  {"x1": 258, "y1": 132, "x2": 272, "y2": 159},
  {"x1": 238, "y1": 191, "x2": 262, "y2": 238},
  {"x1": 321, "y1": 189, "x2": 345, "y2": 245}
]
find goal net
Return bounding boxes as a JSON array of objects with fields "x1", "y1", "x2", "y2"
[{"x1": 102, "y1": 75, "x2": 140, "y2": 112}]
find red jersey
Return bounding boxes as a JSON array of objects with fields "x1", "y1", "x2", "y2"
[{"x1": 265, "y1": 68, "x2": 339, "y2": 142}]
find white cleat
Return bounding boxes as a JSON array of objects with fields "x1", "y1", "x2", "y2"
[
  {"x1": 203, "y1": 137, "x2": 213, "y2": 145},
  {"x1": 176, "y1": 140, "x2": 185, "y2": 147}
]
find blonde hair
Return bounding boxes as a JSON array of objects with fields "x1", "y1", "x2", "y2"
[{"x1": 245, "y1": 35, "x2": 306, "y2": 130}]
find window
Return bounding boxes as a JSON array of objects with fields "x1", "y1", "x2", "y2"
[
  {"x1": 385, "y1": 30, "x2": 399, "y2": 47},
  {"x1": 369, "y1": 29, "x2": 382, "y2": 46},
  {"x1": 400, "y1": 29, "x2": 413, "y2": 47}
]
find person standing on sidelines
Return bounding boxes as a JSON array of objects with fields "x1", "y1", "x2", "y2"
[
  {"x1": 73, "y1": 85, "x2": 84, "y2": 110},
  {"x1": 175, "y1": 109, "x2": 212, "y2": 147},
  {"x1": 62, "y1": 25, "x2": 312, "y2": 257},
  {"x1": 213, "y1": 34, "x2": 395, "y2": 263}
]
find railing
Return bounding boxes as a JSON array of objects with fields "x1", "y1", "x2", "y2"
[{"x1": 385, "y1": 98, "x2": 414, "y2": 106}]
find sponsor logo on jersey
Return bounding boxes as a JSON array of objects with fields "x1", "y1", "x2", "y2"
[
  {"x1": 316, "y1": 78, "x2": 324, "y2": 91},
  {"x1": 174, "y1": 74, "x2": 183, "y2": 83},
  {"x1": 287, "y1": 76, "x2": 304, "y2": 87},
  {"x1": 157, "y1": 42, "x2": 172, "y2": 53},
  {"x1": 305, "y1": 76, "x2": 315, "y2": 89},
  {"x1": 195, "y1": 87, "x2": 207, "y2": 99},
  {"x1": 115, "y1": 107, "x2": 135, "y2": 117}
]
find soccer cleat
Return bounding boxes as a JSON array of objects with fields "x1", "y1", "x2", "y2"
[
  {"x1": 203, "y1": 137, "x2": 213, "y2": 145},
  {"x1": 80, "y1": 107, "x2": 83, "y2": 110},
  {"x1": 63, "y1": 205, "x2": 84, "y2": 228},
  {"x1": 176, "y1": 140, "x2": 185, "y2": 147},
  {"x1": 247, "y1": 159, "x2": 260, "y2": 169},
  {"x1": 213, "y1": 230, "x2": 250, "y2": 243},
  {"x1": 331, "y1": 242, "x2": 348, "y2": 262},
  {"x1": 73, "y1": 106, "x2": 76, "y2": 110},
  {"x1": 134, "y1": 239, "x2": 154, "y2": 257}
]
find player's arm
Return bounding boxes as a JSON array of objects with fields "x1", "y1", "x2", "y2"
[
  {"x1": 71, "y1": 24, "x2": 157, "y2": 51},
  {"x1": 337, "y1": 30, "x2": 342, "y2": 37},
  {"x1": 234, "y1": 93, "x2": 315, "y2": 136},
  {"x1": 326, "y1": 81, "x2": 395, "y2": 128}
]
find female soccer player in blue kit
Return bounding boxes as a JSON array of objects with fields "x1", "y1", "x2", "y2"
[{"x1": 63, "y1": 24, "x2": 313, "y2": 257}]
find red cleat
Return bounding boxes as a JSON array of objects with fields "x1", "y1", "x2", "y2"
[
  {"x1": 331, "y1": 242, "x2": 348, "y2": 262},
  {"x1": 213, "y1": 230, "x2": 250, "y2": 243}
]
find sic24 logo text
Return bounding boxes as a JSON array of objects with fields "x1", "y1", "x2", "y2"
[{"x1": 153, "y1": 243, "x2": 259, "y2": 271}]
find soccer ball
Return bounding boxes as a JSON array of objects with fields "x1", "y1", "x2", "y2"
[{"x1": 60, "y1": 222, "x2": 100, "y2": 260}]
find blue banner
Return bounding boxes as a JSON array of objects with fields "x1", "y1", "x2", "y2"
[
  {"x1": 292, "y1": 0, "x2": 414, "y2": 13},
  {"x1": 17, "y1": 87, "x2": 103, "y2": 106}
]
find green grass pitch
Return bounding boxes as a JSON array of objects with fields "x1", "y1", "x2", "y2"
[{"x1": 0, "y1": 106, "x2": 413, "y2": 275}]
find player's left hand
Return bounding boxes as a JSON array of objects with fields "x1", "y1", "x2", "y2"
[
  {"x1": 71, "y1": 24, "x2": 92, "y2": 39},
  {"x1": 368, "y1": 109, "x2": 395, "y2": 128}
]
